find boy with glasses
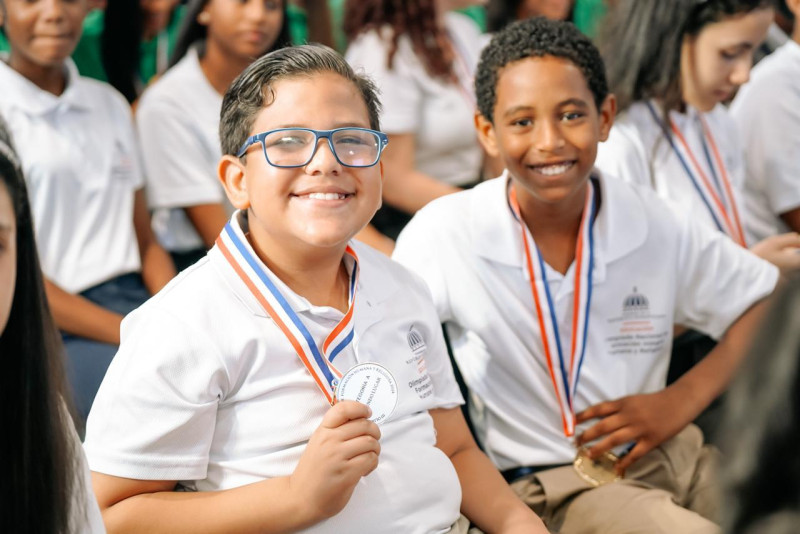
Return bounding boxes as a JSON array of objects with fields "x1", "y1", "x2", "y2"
[{"x1": 83, "y1": 45, "x2": 545, "y2": 533}]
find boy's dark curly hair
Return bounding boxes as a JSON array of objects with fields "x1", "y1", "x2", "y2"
[{"x1": 475, "y1": 17, "x2": 609, "y2": 123}]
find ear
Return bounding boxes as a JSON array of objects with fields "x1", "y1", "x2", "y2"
[
  {"x1": 197, "y1": 10, "x2": 212, "y2": 25},
  {"x1": 474, "y1": 111, "x2": 500, "y2": 158},
  {"x1": 597, "y1": 93, "x2": 617, "y2": 143},
  {"x1": 218, "y1": 155, "x2": 250, "y2": 210}
]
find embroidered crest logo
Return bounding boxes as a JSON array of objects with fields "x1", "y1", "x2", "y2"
[
  {"x1": 622, "y1": 287, "x2": 650, "y2": 319},
  {"x1": 407, "y1": 326, "x2": 427, "y2": 357}
]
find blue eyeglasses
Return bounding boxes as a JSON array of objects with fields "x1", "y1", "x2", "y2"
[{"x1": 236, "y1": 127, "x2": 389, "y2": 168}]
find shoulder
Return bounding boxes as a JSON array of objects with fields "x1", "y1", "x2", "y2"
[
  {"x1": 75, "y1": 76, "x2": 132, "y2": 117},
  {"x1": 137, "y1": 53, "x2": 200, "y2": 111},
  {"x1": 351, "y1": 240, "x2": 435, "y2": 301},
  {"x1": 445, "y1": 11, "x2": 482, "y2": 38}
]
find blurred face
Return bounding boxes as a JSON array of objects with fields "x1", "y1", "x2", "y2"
[
  {"x1": 221, "y1": 72, "x2": 383, "y2": 255},
  {"x1": 681, "y1": 7, "x2": 773, "y2": 111},
  {"x1": 0, "y1": 183, "x2": 16, "y2": 335},
  {"x1": 476, "y1": 56, "x2": 614, "y2": 210},
  {"x1": 200, "y1": 0, "x2": 283, "y2": 60},
  {"x1": 517, "y1": 0, "x2": 572, "y2": 21},
  {"x1": 0, "y1": 0, "x2": 87, "y2": 69},
  {"x1": 140, "y1": 0, "x2": 179, "y2": 35}
]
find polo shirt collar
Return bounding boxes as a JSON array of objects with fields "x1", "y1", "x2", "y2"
[
  {"x1": 211, "y1": 211, "x2": 395, "y2": 322},
  {"x1": 472, "y1": 169, "x2": 648, "y2": 283},
  {"x1": 0, "y1": 57, "x2": 91, "y2": 116}
]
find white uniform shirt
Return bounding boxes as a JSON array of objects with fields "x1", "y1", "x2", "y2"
[
  {"x1": 85, "y1": 211, "x2": 464, "y2": 534},
  {"x1": 0, "y1": 58, "x2": 143, "y2": 293},
  {"x1": 136, "y1": 47, "x2": 229, "y2": 253},
  {"x1": 596, "y1": 101, "x2": 750, "y2": 243},
  {"x1": 394, "y1": 173, "x2": 777, "y2": 469},
  {"x1": 346, "y1": 13, "x2": 484, "y2": 187},
  {"x1": 730, "y1": 40, "x2": 800, "y2": 243}
]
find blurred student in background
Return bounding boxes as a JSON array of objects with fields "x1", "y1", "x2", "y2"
[
  {"x1": 0, "y1": 0, "x2": 175, "y2": 419},
  {"x1": 136, "y1": 0, "x2": 290, "y2": 271},
  {"x1": 344, "y1": 0, "x2": 487, "y2": 243},
  {"x1": 730, "y1": 0, "x2": 800, "y2": 244},
  {"x1": 486, "y1": 0, "x2": 572, "y2": 31},
  {"x1": 101, "y1": 0, "x2": 187, "y2": 103},
  {"x1": 0, "y1": 118, "x2": 104, "y2": 533}
]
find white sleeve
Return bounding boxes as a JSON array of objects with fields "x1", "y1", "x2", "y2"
[
  {"x1": 84, "y1": 305, "x2": 229, "y2": 481},
  {"x1": 673, "y1": 215, "x2": 778, "y2": 339},
  {"x1": 136, "y1": 98, "x2": 224, "y2": 210},
  {"x1": 346, "y1": 33, "x2": 422, "y2": 134},
  {"x1": 595, "y1": 122, "x2": 653, "y2": 187},
  {"x1": 734, "y1": 89, "x2": 800, "y2": 216},
  {"x1": 111, "y1": 89, "x2": 145, "y2": 191},
  {"x1": 393, "y1": 205, "x2": 453, "y2": 323}
]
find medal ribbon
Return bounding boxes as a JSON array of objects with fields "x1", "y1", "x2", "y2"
[
  {"x1": 215, "y1": 221, "x2": 359, "y2": 405},
  {"x1": 509, "y1": 180, "x2": 597, "y2": 437},
  {"x1": 646, "y1": 102, "x2": 746, "y2": 246}
]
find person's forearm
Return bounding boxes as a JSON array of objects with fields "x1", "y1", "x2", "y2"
[
  {"x1": 44, "y1": 279, "x2": 123, "y2": 344},
  {"x1": 184, "y1": 203, "x2": 229, "y2": 249},
  {"x1": 382, "y1": 169, "x2": 461, "y2": 214},
  {"x1": 140, "y1": 240, "x2": 176, "y2": 295},
  {"x1": 669, "y1": 299, "x2": 769, "y2": 418},
  {"x1": 102, "y1": 477, "x2": 317, "y2": 534},
  {"x1": 450, "y1": 447, "x2": 547, "y2": 533}
]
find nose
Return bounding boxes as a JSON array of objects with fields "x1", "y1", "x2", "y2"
[
  {"x1": 244, "y1": 0, "x2": 271, "y2": 21},
  {"x1": 730, "y1": 55, "x2": 753, "y2": 87},
  {"x1": 304, "y1": 137, "x2": 342, "y2": 176},
  {"x1": 533, "y1": 118, "x2": 565, "y2": 153},
  {"x1": 41, "y1": 0, "x2": 68, "y2": 22}
]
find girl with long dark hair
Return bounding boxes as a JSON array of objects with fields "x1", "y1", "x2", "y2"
[
  {"x1": 343, "y1": 0, "x2": 487, "y2": 243},
  {"x1": 0, "y1": 117, "x2": 104, "y2": 533},
  {"x1": 595, "y1": 0, "x2": 800, "y2": 273},
  {"x1": 136, "y1": 0, "x2": 291, "y2": 271}
]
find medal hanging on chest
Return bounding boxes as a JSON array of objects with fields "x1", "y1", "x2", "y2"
[
  {"x1": 510, "y1": 180, "x2": 618, "y2": 484},
  {"x1": 646, "y1": 102, "x2": 746, "y2": 246},
  {"x1": 216, "y1": 221, "x2": 398, "y2": 423}
]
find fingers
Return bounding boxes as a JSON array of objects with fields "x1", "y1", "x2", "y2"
[
  {"x1": 348, "y1": 448, "x2": 380, "y2": 477},
  {"x1": 763, "y1": 232, "x2": 800, "y2": 249},
  {"x1": 322, "y1": 400, "x2": 372, "y2": 429},
  {"x1": 616, "y1": 441, "x2": 652, "y2": 473},
  {"x1": 575, "y1": 399, "x2": 621, "y2": 424},
  {"x1": 577, "y1": 413, "x2": 627, "y2": 446},
  {"x1": 337, "y1": 418, "x2": 382, "y2": 443},
  {"x1": 585, "y1": 427, "x2": 638, "y2": 460},
  {"x1": 341, "y1": 434, "x2": 381, "y2": 461}
]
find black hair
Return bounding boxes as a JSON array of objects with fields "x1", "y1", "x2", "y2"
[
  {"x1": 486, "y1": 0, "x2": 574, "y2": 32},
  {"x1": 719, "y1": 276, "x2": 800, "y2": 534},
  {"x1": 597, "y1": 0, "x2": 776, "y2": 113},
  {"x1": 170, "y1": 0, "x2": 292, "y2": 68},
  {"x1": 475, "y1": 17, "x2": 608, "y2": 123},
  {"x1": 0, "y1": 118, "x2": 79, "y2": 533},
  {"x1": 220, "y1": 44, "x2": 382, "y2": 157},
  {"x1": 101, "y1": 0, "x2": 144, "y2": 103}
]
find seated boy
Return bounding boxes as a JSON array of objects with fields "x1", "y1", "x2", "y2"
[
  {"x1": 393, "y1": 18, "x2": 778, "y2": 534},
  {"x1": 83, "y1": 45, "x2": 545, "y2": 533}
]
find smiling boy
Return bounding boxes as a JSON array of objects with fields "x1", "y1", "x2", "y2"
[
  {"x1": 394, "y1": 18, "x2": 777, "y2": 533},
  {"x1": 84, "y1": 45, "x2": 544, "y2": 533}
]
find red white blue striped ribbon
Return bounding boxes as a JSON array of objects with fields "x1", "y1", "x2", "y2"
[
  {"x1": 215, "y1": 219, "x2": 359, "y2": 405},
  {"x1": 646, "y1": 102, "x2": 746, "y2": 246},
  {"x1": 509, "y1": 180, "x2": 597, "y2": 437}
]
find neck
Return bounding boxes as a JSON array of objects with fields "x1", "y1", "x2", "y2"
[
  {"x1": 143, "y1": 13, "x2": 170, "y2": 41},
  {"x1": 199, "y1": 41, "x2": 253, "y2": 96},
  {"x1": 514, "y1": 181, "x2": 588, "y2": 275},
  {"x1": 7, "y1": 54, "x2": 67, "y2": 96},
  {"x1": 793, "y1": 24, "x2": 800, "y2": 45},
  {"x1": 247, "y1": 230, "x2": 351, "y2": 313}
]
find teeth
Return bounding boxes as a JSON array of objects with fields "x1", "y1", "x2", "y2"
[
  {"x1": 536, "y1": 162, "x2": 574, "y2": 176},
  {"x1": 304, "y1": 193, "x2": 347, "y2": 200}
]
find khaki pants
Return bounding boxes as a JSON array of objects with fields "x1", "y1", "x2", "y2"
[{"x1": 511, "y1": 425, "x2": 720, "y2": 534}]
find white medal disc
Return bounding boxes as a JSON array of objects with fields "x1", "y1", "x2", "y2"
[{"x1": 335, "y1": 363, "x2": 398, "y2": 424}]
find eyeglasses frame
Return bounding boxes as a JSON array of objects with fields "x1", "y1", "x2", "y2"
[{"x1": 236, "y1": 127, "x2": 390, "y2": 168}]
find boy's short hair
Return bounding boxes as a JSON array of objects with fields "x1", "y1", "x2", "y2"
[
  {"x1": 220, "y1": 44, "x2": 382, "y2": 157},
  {"x1": 475, "y1": 17, "x2": 609, "y2": 123}
]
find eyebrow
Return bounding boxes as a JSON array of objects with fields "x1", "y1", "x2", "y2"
[{"x1": 502, "y1": 98, "x2": 590, "y2": 118}]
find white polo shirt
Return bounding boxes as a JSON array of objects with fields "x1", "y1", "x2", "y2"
[
  {"x1": 393, "y1": 173, "x2": 777, "y2": 469},
  {"x1": 345, "y1": 13, "x2": 484, "y2": 187},
  {"x1": 730, "y1": 40, "x2": 800, "y2": 243},
  {"x1": 136, "y1": 47, "x2": 229, "y2": 253},
  {"x1": 0, "y1": 58, "x2": 143, "y2": 293},
  {"x1": 85, "y1": 211, "x2": 464, "y2": 533},
  {"x1": 595, "y1": 101, "x2": 750, "y2": 243}
]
